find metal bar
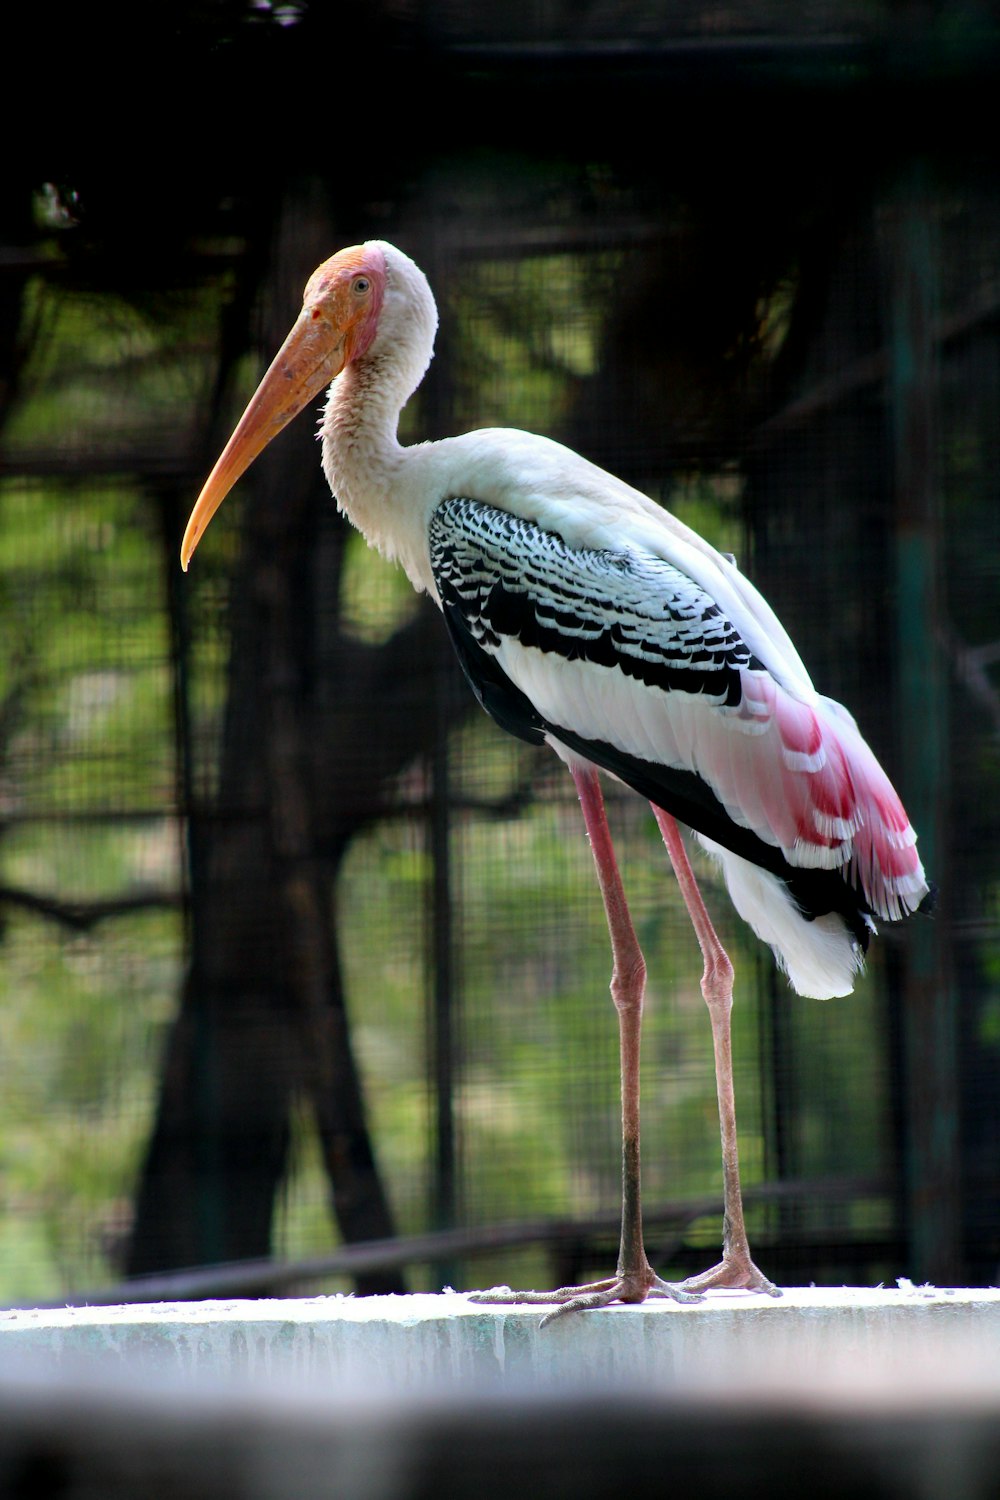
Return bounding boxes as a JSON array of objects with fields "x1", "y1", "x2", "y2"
[
  {"x1": 887, "y1": 164, "x2": 961, "y2": 1283},
  {"x1": 24, "y1": 1175, "x2": 889, "y2": 1311},
  {"x1": 428, "y1": 658, "x2": 459, "y2": 1284}
]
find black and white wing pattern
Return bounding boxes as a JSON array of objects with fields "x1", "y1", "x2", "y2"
[
  {"x1": 428, "y1": 495, "x2": 930, "y2": 995},
  {"x1": 430, "y1": 497, "x2": 758, "y2": 701},
  {"x1": 428, "y1": 497, "x2": 780, "y2": 869}
]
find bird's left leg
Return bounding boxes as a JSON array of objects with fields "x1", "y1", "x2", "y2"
[
  {"x1": 651, "y1": 806, "x2": 780, "y2": 1297},
  {"x1": 470, "y1": 766, "x2": 701, "y2": 1322}
]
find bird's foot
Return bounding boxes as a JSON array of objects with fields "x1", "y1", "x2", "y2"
[
  {"x1": 680, "y1": 1252, "x2": 781, "y2": 1298},
  {"x1": 469, "y1": 1267, "x2": 703, "y2": 1326}
]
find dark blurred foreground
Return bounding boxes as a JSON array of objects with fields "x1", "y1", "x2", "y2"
[{"x1": 2, "y1": 1377, "x2": 999, "y2": 1500}]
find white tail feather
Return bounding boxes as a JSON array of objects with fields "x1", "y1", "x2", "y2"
[{"x1": 698, "y1": 836, "x2": 868, "y2": 999}]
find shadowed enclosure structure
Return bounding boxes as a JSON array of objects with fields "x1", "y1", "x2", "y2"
[{"x1": 0, "y1": 1, "x2": 998, "y2": 1305}]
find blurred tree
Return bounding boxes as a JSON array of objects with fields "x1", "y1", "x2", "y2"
[{"x1": 126, "y1": 193, "x2": 469, "y2": 1282}]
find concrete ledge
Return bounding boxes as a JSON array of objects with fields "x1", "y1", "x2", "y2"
[
  {"x1": 3, "y1": 1289, "x2": 1000, "y2": 1498},
  {"x1": 3, "y1": 1284, "x2": 1000, "y2": 1389}
]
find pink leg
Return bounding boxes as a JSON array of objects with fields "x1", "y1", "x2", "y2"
[
  {"x1": 652, "y1": 805, "x2": 780, "y2": 1296},
  {"x1": 471, "y1": 766, "x2": 701, "y2": 1320}
]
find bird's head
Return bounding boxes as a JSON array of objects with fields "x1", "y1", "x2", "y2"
[
  {"x1": 301, "y1": 244, "x2": 387, "y2": 367},
  {"x1": 180, "y1": 243, "x2": 388, "y2": 570}
]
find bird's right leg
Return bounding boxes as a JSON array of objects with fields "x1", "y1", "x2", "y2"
[
  {"x1": 470, "y1": 766, "x2": 700, "y2": 1322},
  {"x1": 651, "y1": 806, "x2": 780, "y2": 1297}
]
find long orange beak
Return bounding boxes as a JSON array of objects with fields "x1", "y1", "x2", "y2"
[{"x1": 180, "y1": 306, "x2": 347, "y2": 570}]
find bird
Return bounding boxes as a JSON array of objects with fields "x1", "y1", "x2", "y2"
[{"x1": 181, "y1": 240, "x2": 930, "y2": 1317}]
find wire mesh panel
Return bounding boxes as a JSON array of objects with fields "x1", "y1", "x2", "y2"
[
  {"x1": 0, "y1": 256, "x2": 229, "y2": 1297},
  {"x1": 0, "y1": 473, "x2": 183, "y2": 1294},
  {"x1": 2, "y1": 44, "x2": 999, "y2": 1305}
]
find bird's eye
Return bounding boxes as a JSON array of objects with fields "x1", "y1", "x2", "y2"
[{"x1": 353, "y1": 276, "x2": 370, "y2": 295}]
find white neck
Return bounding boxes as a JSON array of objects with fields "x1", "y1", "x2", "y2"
[
  {"x1": 319, "y1": 241, "x2": 439, "y2": 582},
  {"x1": 321, "y1": 355, "x2": 404, "y2": 513}
]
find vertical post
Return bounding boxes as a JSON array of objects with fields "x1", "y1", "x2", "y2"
[
  {"x1": 764, "y1": 970, "x2": 799, "y2": 1263},
  {"x1": 887, "y1": 164, "x2": 961, "y2": 1283},
  {"x1": 428, "y1": 632, "x2": 458, "y2": 1286},
  {"x1": 161, "y1": 484, "x2": 225, "y2": 1266},
  {"x1": 423, "y1": 241, "x2": 459, "y2": 1285}
]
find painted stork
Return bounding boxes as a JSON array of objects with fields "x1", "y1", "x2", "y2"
[{"x1": 181, "y1": 241, "x2": 930, "y2": 1317}]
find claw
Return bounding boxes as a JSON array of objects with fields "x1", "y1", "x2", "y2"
[
  {"x1": 681, "y1": 1256, "x2": 781, "y2": 1297},
  {"x1": 467, "y1": 1268, "x2": 703, "y2": 1324}
]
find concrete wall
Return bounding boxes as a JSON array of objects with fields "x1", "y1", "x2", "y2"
[{"x1": 2, "y1": 1287, "x2": 1000, "y2": 1497}]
